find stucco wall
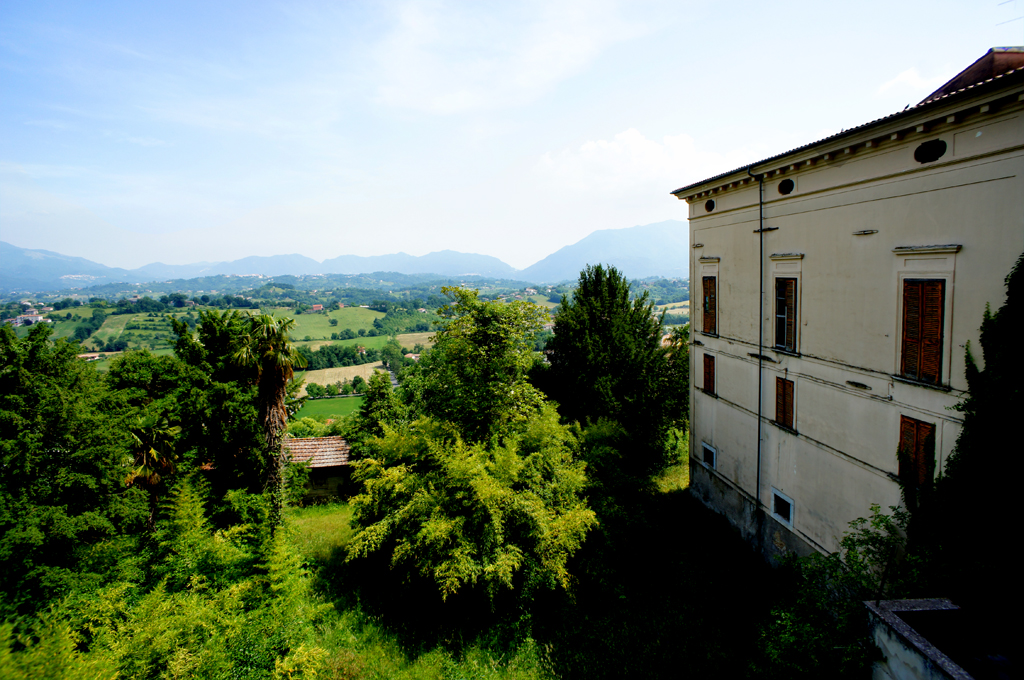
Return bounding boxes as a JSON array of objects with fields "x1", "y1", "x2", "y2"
[{"x1": 684, "y1": 78, "x2": 1024, "y2": 557}]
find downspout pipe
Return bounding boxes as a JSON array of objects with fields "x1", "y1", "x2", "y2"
[{"x1": 747, "y1": 168, "x2": 764, "y2": 510}]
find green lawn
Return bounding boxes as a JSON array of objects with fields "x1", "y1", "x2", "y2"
[
  {"x1": 263, "y1": 306, "x2": 384, "y2": 340},
  {"x1": 295, "y1": 396, "x2": 364, "y2": 419}
]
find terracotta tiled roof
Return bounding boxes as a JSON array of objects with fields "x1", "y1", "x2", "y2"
[{"x1": 284, "y1": 436, "x2": 350, "y2": 468}]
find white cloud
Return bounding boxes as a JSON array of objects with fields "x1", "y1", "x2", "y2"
[
  {"x1": 534, "y1": 128, "x2": 764, "y2": 195},
  {"x1": 876, "y1": 67, "x2": 948, "y2": 96},
  {"x1": 370, "y1": 0, "x2": 646, "y2": 114}
]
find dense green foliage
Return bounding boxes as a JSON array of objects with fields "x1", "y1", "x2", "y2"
[
  {"x1": 543, "y1": 265, "x2": 688, "y2": 495},
  {"x1": 347, "y1": 288, "x2": 596, "y2": 604}
]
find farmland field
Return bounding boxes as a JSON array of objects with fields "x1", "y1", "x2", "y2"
[
  {"x1": 526, "y1": 295, "x2": 559, "y2": 309},
  {"x1": 262, "y1": 306, "x2": 384, "y2": 340},
  {"x1": 294, "y1": 395, "x2": 364, "y2": 419},
  {"x1": 292, "y1": 331, "x2": 434, "y2": 354},
  {"x1": 294, "y1": 362, "x2": 389, "y2": 397},
  {"x1": 656, "y1": 300, "x2": 690, "y2": 312}
]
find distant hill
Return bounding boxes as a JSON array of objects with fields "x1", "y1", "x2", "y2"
[
  {"x1": 1, "y1": 220, "x2": 689, "y2": 292},
  {"x1": 0, "y1": 245, "x2": 522, "y2": 291},
  {"x1": 518, "y1": 220, "x2": 688, "y2": 283}
]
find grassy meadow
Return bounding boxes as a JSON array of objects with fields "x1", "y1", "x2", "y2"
[
  {"x1": 295, "y1": 395, "x2": 365, "y2": 419},
  {"x1": 263, "y1": 306, "x2": 385, "y2": 340}
]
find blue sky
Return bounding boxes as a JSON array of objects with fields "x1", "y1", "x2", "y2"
[{"x1": 2, "y1": 0, "x2": 1021, "y2": 270}]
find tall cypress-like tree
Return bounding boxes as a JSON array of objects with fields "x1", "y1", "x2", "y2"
[
  {"x1": 544, "y1": 264, "x2": 687, "y2": 493},
  {"x1": 917, "y1": 253, "x2": 1023, "y2": 617}
]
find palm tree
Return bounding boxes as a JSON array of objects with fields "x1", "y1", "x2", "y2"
[
  {"x1": 232, "y1": 313, "x2": 307, "y2": 524},
  {"x1": 126, "y1": 413, "x2": 181, "y2": 529}
]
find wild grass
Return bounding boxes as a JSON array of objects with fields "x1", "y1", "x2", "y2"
[{"x1": 284, "y1": 503, "x2": 554, "y2": 680}]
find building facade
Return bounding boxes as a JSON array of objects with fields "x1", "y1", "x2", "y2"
[{"x1": 672, "y1": 49, "x2": 1024, "y2": 558}]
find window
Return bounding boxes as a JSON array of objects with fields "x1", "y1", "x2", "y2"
[
  {"x1": 898, "y1": 415, "x2": 936, "y2": 488},
  {"x1": 702, "y1": 276, "x2": 717, "y2": 335},
  {"x1": 703, "y1": 354, "x2": 716, "y2": 395},
  {"x1": 901, "y1": 280, "x2": 945, "y2": 384},
  {"x1": 701, "y1": 443, "x2": 717, "y2": 469},
  {"x1": 775, "y1": 377, "x2": 794, "y2": 429},
  {"x1": 772, "y1": 488, "x2": 794, "y2": 526},
  {"x1": 774, "y1": 278, "x2": 797, "y2": 351}
]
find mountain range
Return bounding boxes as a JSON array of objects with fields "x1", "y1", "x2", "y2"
[{"x1": 1, "y1": 220, "x2": 688, "y2": 292}]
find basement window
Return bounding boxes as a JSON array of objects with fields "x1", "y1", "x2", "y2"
[
  {"x1": 705, "y1": 199, "x2": 716, "y2": 212},
  {"x1": 772, "y1": 489, "x2": 794, "y2": 526},
  {"x1": 701, "y1": 443, "x2": 717, "y2": 469}
]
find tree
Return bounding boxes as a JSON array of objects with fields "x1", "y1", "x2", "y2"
[
  {"x1": 544, "y1": 265, "x2": 687, "y2": 490},
  {"x1": 230, "y1": 314, "x2": 307, "y2": 525},
  {"x1": 0, "y1": 324, "x2": 147, "y2": 617},
  {"x1": 380, "y1": 339, "x2": 404, "y2": 370},
  {"x1": 350, "y1": 375, "x2": 366, "y2": 393},
  {"x1": 305, "y1": 383, "x2": 325, "y2": 399},
  {"x1": 347, "y1": 287, "x2": 595, "y2": 605},
  {"x1": 911, "y1": 252, "x2": 1023, "y2": 616},
  {"x1": 409, "y1": 287, "x2": 546, "y2": 443},
  {"x1": 354, "y1": 370, "x2": 404, "y2": 440},
  {"x1": 348, "y1": 403, "x2": 594, "y2": 604}
]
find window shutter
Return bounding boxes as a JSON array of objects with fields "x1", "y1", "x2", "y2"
[
  {"x1": 898, "y1": 415, "x2": 936, "y2": 486},
  {"x1": 901, "y1": 282, "x2": 923, "y2": 378},
  {"x1": 784, "y1": 379, "x2": 794, "y2": 428},
  {"x1": 776, "y1": 377, "x2": 794, "y2": 428},
  {"x1": 703, "y1": 354, "x2": 715, "y2": 394},
  {"x1": 920, "y1": 281, "x2": 945, "y2": 383},
  {"x1": 776, "y1": 377, "x2": 785, "y2": 424},
  {"x1": 901, "y1": 280, "x2": 944, "y2": 383},
  {"x1": 703, "y1": 276, "x2": 717, "y2": 334}
]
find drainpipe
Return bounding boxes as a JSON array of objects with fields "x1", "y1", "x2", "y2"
[{"x1": 748, "y1": 168, "x2": 764, "y2": 510}]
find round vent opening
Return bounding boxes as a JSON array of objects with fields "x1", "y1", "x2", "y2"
[
  {"x1": 705, "y1": 199, "x2": 716, "y2": 212},
  {"x1": 778, "y1": 179, "x2": 795, "y2": 195},
  {"x1": 914, "y1": 139, "x2": 947, "y2": 164}
]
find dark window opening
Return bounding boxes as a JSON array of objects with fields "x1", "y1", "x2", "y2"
[
  {"x1": 702, "y1": 444, "x2": 716, "y2": 468},
  {"x1": 702, "y1": 276, "x2": 718, "y2": 335},
  {"x1": 703, "y1": 354, "x2": 716, "y2": 395},
  {"x1": 778, "y1": 179, "x2": 795, "y2": 195},
  {"x1": 776, "y1": 377, "x2": 795, "y2": 429},
  {"x1": 775, "y1": 277, "x2": 797, "y2": 351},
  {"x1": 773, "y1": 494, "x2": 792, "y2": 524},
  {"x1": 898, "y1": 415, "x2": 936, "y2": 488},
  {"x1": 914, "y1": 139, "x2": 947, "y2": 164},
  {"x1": 705, "y1": 199, "x2": 716, "y2": 212},
  {"x1": 901, "y1": 279, "x2": 945, "y2": 384}
]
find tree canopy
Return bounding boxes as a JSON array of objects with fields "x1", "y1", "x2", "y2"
[
  {"x1": 544, "y1": 264, "x2": 688, "y2": 490},
  {"x1": 346, "y1": 287, "x2": 595, "y2": 603}
]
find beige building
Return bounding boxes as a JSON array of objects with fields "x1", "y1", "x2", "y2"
[{"x1": 672, "y1": 48, "x2": 1024, "y2": 558}]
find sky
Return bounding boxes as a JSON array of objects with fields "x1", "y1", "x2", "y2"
[{"x1": 2, "y1": 0, "x2": 1022, "y2": 271}]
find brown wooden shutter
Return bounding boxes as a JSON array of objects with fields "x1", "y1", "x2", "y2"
[
  {"x1": 898, "y1": 415, "x2": 936, "y2": 486},
  {"x1": 703, "y1": 276, "x2": 717, "y2": 335},
  {"x1": 703, "y1": 354, "x2": 715, "y2": 394},
  {"x1": 901, "y1": 280, "x2": 944, "y2": 383},
  {"x1": 776, "y1": 377, "x2": 794, "y2": 428},
  {"x1": 920, "y1": 281, "x2": 944, "y2": 383}
]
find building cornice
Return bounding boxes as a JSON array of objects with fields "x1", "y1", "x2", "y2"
[{"x1": 672, "y1": 67, "x2": 1024, "y2": 203}]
